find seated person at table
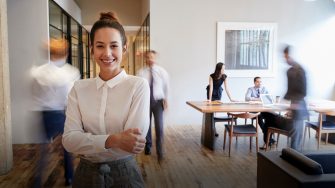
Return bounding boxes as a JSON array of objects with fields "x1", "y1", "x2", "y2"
[
  {"x1": 259, "y1": 112, "x2": 293, "y2": 149},
  {"x1": 245, "y1": 76, "x2": 268, "y2": 101},
  {"x1": 245, "y1": 77, "x2": 275, "y2": 146}
]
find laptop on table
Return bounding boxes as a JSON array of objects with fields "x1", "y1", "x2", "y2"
[
  {"x1": 260, "y1": 94, "x2": 289, "y2": 109},
  {"x1": 260, "y1": 94, "x2": 274, "y2": 107}
]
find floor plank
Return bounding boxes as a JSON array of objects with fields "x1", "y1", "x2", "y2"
[{"x1": 1, "y1": 124, "x2": 334, "y2": 188}]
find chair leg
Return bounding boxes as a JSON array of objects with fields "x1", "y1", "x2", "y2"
[
  {"x1": 229, "y1": 133, "x2": 232, "y2": 157},
  {"x1": 326, "y1": 133, "x2": 329, "y2": 145},
  {"x1": 276, "y1": 134, "x2": 280, "y2": 148},
  {"x1": 249, "y1": 137, "x2": 252, "y2": 151},
  {"x1": 223, "y1": 129, "x2": 227, "y2": 150},
  {"x1": 308, "y1": 127, "x2": 311, "y2": 138},
  {"x1": 256, "y1": 136, "x2": 259, "y2": 153},
  {"x1": 317, "y1": 131, "x2": 321, "y2": 150},
  {"x1": 265, "y1": 131, "x2": 271, "y2": 151}
]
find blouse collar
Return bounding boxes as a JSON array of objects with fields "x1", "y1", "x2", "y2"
[{"x1": 96, "y1": 70, "x2": 127, "y2": 90}]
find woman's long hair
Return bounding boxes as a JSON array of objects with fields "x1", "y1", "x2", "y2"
[{"x1": 213, "y1": 62, "x2": 224, "y2": 80}]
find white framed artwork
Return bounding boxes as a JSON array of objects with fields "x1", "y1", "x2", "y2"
[{"x1": 217, "y1": 22, "x2": 278, "y2": 77}]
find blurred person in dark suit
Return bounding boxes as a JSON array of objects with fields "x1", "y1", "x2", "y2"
[{"x1": 283, "y1": 45, "x2": 308, "y2": 151}]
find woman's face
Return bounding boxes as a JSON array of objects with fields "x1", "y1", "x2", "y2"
[{"x1": 92, "y1": 27, "x2": 126, "y2": 79}]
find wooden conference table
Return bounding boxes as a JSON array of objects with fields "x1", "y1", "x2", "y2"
[{"x1": 186, "y1": 100, "x2": 335, "y2": 150}]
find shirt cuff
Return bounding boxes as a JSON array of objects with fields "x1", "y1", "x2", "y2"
[{"x1": 92, "y1": 135, "x2": 110, "y2": 152}]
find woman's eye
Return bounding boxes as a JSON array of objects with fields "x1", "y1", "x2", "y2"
[
  {"x1": 111, "y1": 45, "x2": 118, "y2": 48},
  {"x1": 96, "y1": 45, "x2": 104, "y2": 48}
]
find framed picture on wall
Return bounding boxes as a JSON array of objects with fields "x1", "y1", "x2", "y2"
[{"x1": 217, "y1": 22, "x2": 277, "y2": 77}]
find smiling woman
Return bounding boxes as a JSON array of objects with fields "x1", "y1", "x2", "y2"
[
  {"x1": 62, "y1": 12, "x2": 150, "y2": 188},
  {"x1": 92, "y1": 27, "x2": 125, "y2": 80}
]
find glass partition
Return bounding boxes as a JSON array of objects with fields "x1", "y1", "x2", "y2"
[
  {"x1": 134, "y1": 14, "x2": 150, "y2": 74},
  {"x1": 48, "y1": 0, "x2": 94, "y2": 78}
]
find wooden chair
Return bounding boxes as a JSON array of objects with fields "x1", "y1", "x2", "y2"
[
  {"x1": 213, "y1": 114, "x2": 237, "y2": 137},
  {"x1": 264, "y1": 112, "x2": 293, "y2": 151},
  {"x1": 223, "y1": 112, "x2": 260, "y2": 157},
  {"x1": 303, "y1": 111, "x2": 335, "y2": 149},
  {"x1": 265, "y1": 127, "x2": 290, "y2": 151}
]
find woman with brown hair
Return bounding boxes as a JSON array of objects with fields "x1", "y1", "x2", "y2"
[
  {"x1": 206, "y1": 62, "x2": 235, "y2": 102},
  {"x1": 62, "y1": 12, "x2": 149, "y2": 187}
]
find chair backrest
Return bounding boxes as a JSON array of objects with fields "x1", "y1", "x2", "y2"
[
  {"x1": 228, "y1": 112, "x2": 260, "y2": 119},
  {"x1": 228, "y1": 112, "x2": 260, "y2": 133},
  {"x1": 318, "y1": 111, "x2": 335, "y2": 129},
  {"x1": 306, "y1": 153, "x2": 335, "y2": 174},
  {"x1": 281, "y1": 148, "x2": 324, "y2": 175},
  {"x1": 326, "y1": 114, "x2": 335, "y2": 121},
  {"x1": 325, "y1": 110, "x2": 335, "y2": 117}
]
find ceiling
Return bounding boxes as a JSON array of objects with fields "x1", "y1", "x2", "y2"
[{"x1": 74, "y1": 0, "x2": 147, "y2": 26}]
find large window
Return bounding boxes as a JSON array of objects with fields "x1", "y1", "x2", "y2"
[{"x1": 49, "y1": 0, "x2": 94, "y2": 79}]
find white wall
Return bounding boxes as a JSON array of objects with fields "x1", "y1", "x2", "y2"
[
  {"x1": 8, "y1": 0, "x2": 49, "y2": 143},
  {"x1": 150, "y1": 0, "x2": 335, "y2": 125},
  {"x1": 54, "y1": 0, "x2": 82, "y2": 23},
  {"x1": 7, "y1": 0, "x2": 81, "y2": 144}
]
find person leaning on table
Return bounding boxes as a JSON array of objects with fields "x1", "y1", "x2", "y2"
[{"x1": 206, "y1": 62, "x2": 236, "y2": 137}]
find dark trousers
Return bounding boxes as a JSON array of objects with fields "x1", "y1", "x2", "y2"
[
  {"x1": 34, "y1": 110, "x2": 73, "y2": 187},
  {"x1": 260, "y1": 112, "x2": 293, "y2": 144},
  {"x1": 258, "y1": 112, "x2": 272, "y2": 143},
  {"x1": 146, "y1": 100, "x2": 164, "y2": 157}
]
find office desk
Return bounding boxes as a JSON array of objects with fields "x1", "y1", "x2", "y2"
[{"x1": 186, "y1": 100, "x2": 335, "y2": 150}]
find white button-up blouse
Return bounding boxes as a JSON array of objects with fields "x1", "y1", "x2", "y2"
[{"x1": 62, "y1": 70, "x2": 150, "y2": 162}]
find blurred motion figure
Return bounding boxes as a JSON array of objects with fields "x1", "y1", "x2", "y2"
[
  {"x1": 283, "y1": 45, "x2": 308, "y2": 151},
  {"x1": 137, "y1": 50, "x2": 169, "y2": 163},
  {"x1": 31, "y1": 38, "x2": 80, "y2": 187}
]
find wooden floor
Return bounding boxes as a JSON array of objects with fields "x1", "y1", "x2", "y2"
[{"x1": 1, "y1": 124, "x2": 335, "y2": 188}]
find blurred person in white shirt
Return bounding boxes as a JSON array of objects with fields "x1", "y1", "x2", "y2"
[
  {"x1": 137, "y1": 50, "x2": 169, "y2": 163},
  {"x1": 31, "y1": 38, "x2": 80, "y2": 187}
]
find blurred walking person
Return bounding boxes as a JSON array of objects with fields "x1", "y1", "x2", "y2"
[
  {"x1": 283, "y1": 45, "x2": 308, "y2": 151},
  {"x1": 31, "y1": 38, "x2": 80, "y2": 187},
  {"x1": 137, "y1": 50, "x2": 169, "y2": 163}
]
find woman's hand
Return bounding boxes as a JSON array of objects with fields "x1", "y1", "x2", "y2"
[{"x1": 105, "y1": 128, "x2": 146, "y2": 154}]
